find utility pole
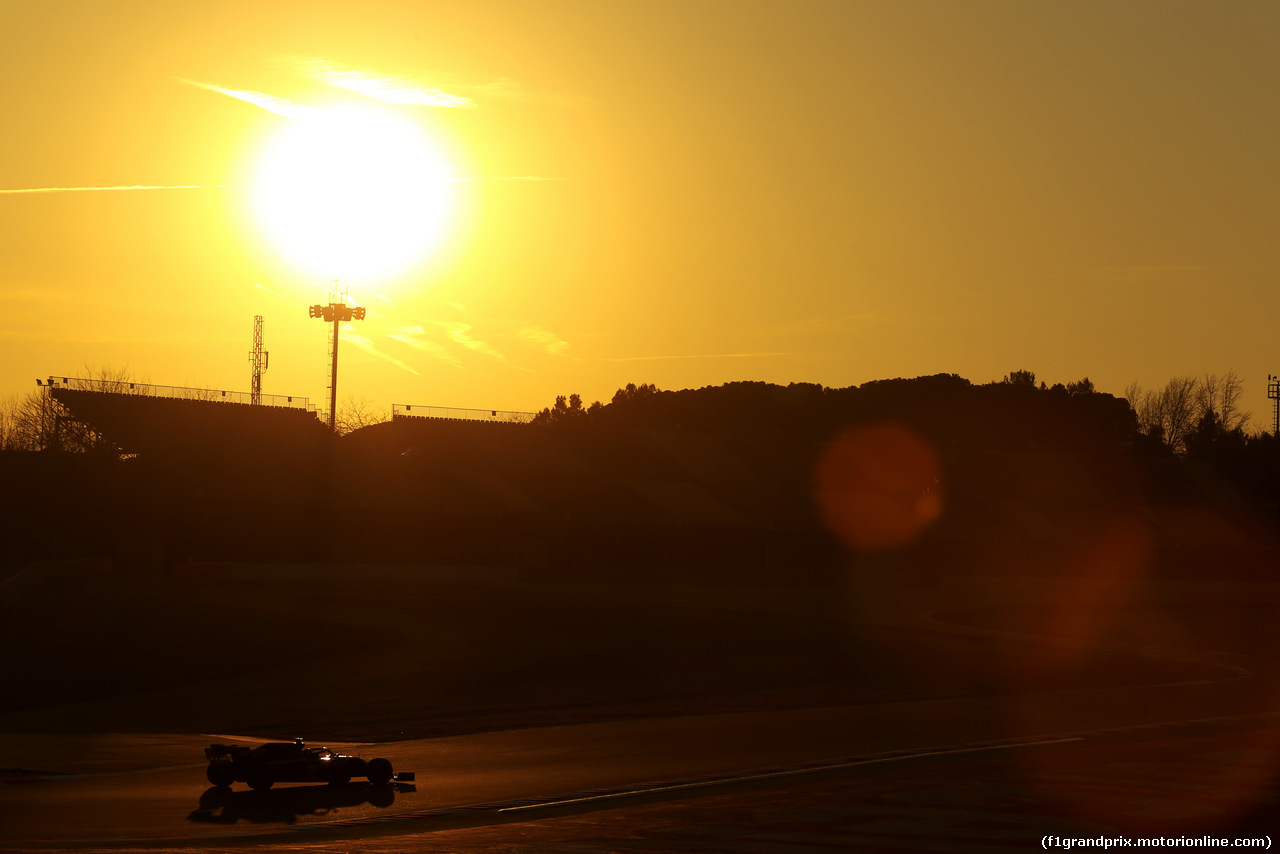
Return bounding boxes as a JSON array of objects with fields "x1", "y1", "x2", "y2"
[{"x1": 308, "y1": 281, "x2": 366, "y2": 432}]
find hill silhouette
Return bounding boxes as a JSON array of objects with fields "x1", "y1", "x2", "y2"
[
  {"x1": 2, "y1": 373, "x2": 1279, "y2": 744},
  {"x1": 1, "y1": 373, "x2": 1274, "y2": 579}
]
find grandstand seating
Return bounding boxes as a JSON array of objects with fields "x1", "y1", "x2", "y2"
[{"x1": 51, "y1": 388, "x2": 331, "y2": 462}]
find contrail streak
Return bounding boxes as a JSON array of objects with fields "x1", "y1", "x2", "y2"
[
  {"x1": 177, "y1": 78, "x2": 318, "y2": 120},
  {"x1": 0, "y1": 185, "x2": 222, "y2": 194},
  {"x1": 285, "y1": 58, "x2": 474, "y2": 108}
]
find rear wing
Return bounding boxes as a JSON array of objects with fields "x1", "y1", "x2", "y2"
[{"x1": 204, "y1": 743, "x2": 251, "y2": 761}]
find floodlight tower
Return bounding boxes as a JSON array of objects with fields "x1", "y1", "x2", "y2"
[
  {"x1": 308, "y1": 280, "x2": 366, "y2": 431},
  {"x1": 249, "y1": 315, "x2": 269, "y2": 406},
  {"x1": 1269, "y1": 374, "x2": 1280, "y2": 435}
]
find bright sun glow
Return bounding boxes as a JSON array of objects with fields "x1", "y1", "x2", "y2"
[{"x1": 249, "y1": 105, "x2": 457, "y2": 283}]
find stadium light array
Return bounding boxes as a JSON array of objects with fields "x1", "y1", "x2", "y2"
[{"x1": 309, "y1": 292, "x2": 366, "y2": 432}]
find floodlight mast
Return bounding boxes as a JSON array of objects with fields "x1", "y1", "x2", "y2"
[{"x1": 307, "y1": 281, "x2": 367, "y2": 432}]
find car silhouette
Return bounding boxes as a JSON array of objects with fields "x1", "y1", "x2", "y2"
[{"x1": 204, "y1": 738, "x2": 410, "y2": 790}]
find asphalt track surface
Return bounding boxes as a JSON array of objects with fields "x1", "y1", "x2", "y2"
[
  {"x1": 5, "y1": 569, "x2": 1280, "y2": 851},
  {"x1": 4, "y1": 649, "x2": 1279, "y2": 849}
]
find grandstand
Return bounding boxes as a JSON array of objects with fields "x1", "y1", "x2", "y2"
[
  {"x1": 342, "y1": 414, "x2": 814, "y2": 532},
  {"x1": 46, "y1": 377, "x2": 329, "y2": 462}
]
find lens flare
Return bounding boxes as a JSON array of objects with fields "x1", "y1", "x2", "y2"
[{"x1": 814, "y1": 422, "x2": 943, "y2": 551}]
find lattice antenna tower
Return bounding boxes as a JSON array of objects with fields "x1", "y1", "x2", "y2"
[
  {"x1": 250, "y1": 315, "x2": 269, "y2": 406},
  {"x1": 1269, "y1": 374, "x2": 1280, "y2": 435}
]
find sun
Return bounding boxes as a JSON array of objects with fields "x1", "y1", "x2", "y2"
[{"x1": 248, "y1": 105, "x2": 457, "y2": 283}]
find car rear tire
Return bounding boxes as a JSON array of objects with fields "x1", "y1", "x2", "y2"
[
  {"x1": 206, "y1": 763, "x2": 236, "y2": 787},
  {"x1": 367, "y1": 758, "x2": 393, "y2": 785}
]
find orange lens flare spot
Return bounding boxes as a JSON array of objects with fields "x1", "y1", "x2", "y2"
[{"x1": 814, "y1": 422, "x2": 943, "y2": 551}]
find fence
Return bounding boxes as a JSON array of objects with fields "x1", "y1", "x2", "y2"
[
  {"x1": 40, "y1": 376, "x2": 314, "y2": 411},
  {"x1": 392, "y1": 403, "x2": 535, "y2": 424}
]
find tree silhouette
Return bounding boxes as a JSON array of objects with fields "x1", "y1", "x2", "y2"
[
  {"x1": 1196, "y1": 370, "x2": 1249, "y2": 433},
  {"x1": 1066, "y1": 377, "x2": 1095, "y2": 396},
  {"x1": 1125, "y1": 372, "x2": 1250, "y2": 454},
  {"x1": 5, "y1": 367, "x2": 139, "y2": 452},
  {"x1": 1002, "y1": 369, "x2": 1037, "y2": 388},
  {"x1": 532, "y1": 392, "x2": 596, "y2": 425},
  {"x1": 336, "y1": 395, "x2": 386, "y2": 435},
  {"x1": 611, "y1": 382, "x2": 660, "y2": 405}
]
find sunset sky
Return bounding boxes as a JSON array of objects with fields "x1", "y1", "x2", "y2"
[{"x1": 3, "y1": 1, "x2": 1278, "y2": 422}]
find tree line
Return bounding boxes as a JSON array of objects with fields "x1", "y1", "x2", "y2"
[
  {"x1": 1124, "y1": 371, "x2": 1249, "y2": 455},
  {"x1": 532, "y1": 370, "x2": 1261, "y2": 456},
  {"x1": 1, "y1": 367, "x2": 1267, "y2": 458}
]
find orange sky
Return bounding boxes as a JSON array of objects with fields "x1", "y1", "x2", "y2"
[{"x1": 2, "y1": 1, "x2": 1278, "y2": 423}]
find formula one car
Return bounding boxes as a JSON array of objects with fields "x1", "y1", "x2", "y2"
[{"x1": 204, "y1": 738, "x2": 413, "y2": 790}]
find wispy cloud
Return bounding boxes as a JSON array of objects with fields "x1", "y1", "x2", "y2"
[
  {"x1": 341, "y1": 327, "x2": 420, "y2": 375},
  {"x1": 284, "y1": 58, "x2": 474, "y2": 108},
  {"x1": 519, "y1": 326, "x2": 570, "y2": 356},
  {"x1": 282, "y1": 60, "x2": 589, "y2": 110},
  {"x1": 386, "y1": 325, "x2": 462, "y2": 368},
  {"x1": 253, "y1": 283, "x2": 288, "y2": 301},
  {"x1": 0, "y1": 185, "x2": 221, "y2": 194},
  {"x1": 179, "y1": 76, "x2": 561, "y2": 182},
  {"x1": 446, "y1": 322, "x2": 504, "y2": 360},
  {"x1": 178, "y1": 78, "x2": 319, "y2": 120}
]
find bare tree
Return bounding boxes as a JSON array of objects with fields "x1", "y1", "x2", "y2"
[
  {"x1": 336, "y1": 395, "x2": 387, "y2": 435},
  {"x1": 81, "y1": 366, "x2": 139, "y2": 394},
  {"x1": 0, "y1": 393, "x2": 22, "y2": 450},
  {"x1": 1162, "y1": 376, "x2": 1199, "y2": 452},
  {"x1": 1126, "y1": 376, "x2": 1197, "y2": 452},
  {"x1": 176, "y1": 386, "x2": 220, "y2": 401},
  {"x1": 1126, "y1": 371, "x2": 1250, "y2": 453},
  {"x1": 9, "y1": 366, "x2": 142, "y2": 452},
  {"x1": 1125, "y1": 380, "x2": 1158, "y2": 442},
  {"x1": 1196, "y1": 370, "x2": 1249, "y2": 433},
  {"x1": 10, "y1": 383, "x2": 72, "y2": 451}
]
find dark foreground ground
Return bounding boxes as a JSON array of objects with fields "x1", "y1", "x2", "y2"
[
  {"x1": 6, "y1": 720, "x2": 1279, "y2": 853},
  {"x1": 4, "y1": 554, "x2": 1280, "y2": 851},
  {"x1": 276, "y1": 721, "x2": 1280, "y2": 854},
  {"x1": 0, "y1": 555, "x2": 1260, "y2": 741}
]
